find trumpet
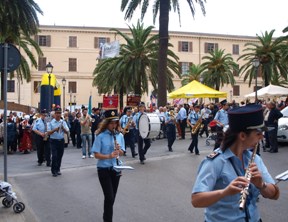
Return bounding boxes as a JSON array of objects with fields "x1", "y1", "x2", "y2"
[{"x1": 239, "y1": 144, "x2": 258, "y2": 210}]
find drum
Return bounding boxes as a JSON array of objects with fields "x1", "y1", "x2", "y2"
[{"x1": 139, "y1": 113, "x2": 161, "y2": 139}]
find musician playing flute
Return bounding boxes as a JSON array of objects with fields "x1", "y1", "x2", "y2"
[
  {"x1": 91, "y1": 109, "x2": 125, "y2": 222},
  {"x1": 191, "y1": 104, "x2": 279, "y2": 222}
]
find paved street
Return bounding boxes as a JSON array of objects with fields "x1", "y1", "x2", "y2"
[{"x1": 0, "y1": 135, "x2": 288, "y2": 222}]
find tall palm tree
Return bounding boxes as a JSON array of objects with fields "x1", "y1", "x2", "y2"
[
  {"x1": 201, "y1": 49, "x2": 237, "y2": 102},
  {"x1": 181, "y1": 64, "x2": 204, "y2": 86},
  {"x1": 238, "y1": 30, "x2": 288, "y2": 87},
  {"x1": 0, "y1": 0, "x2": 43, "y2": 100},
  {"x1": 121, "y1": 0, "x2": 206, "y2": 106},
  {"x1": 93, "y1": 21, "x2": 180, "y2": 108}
]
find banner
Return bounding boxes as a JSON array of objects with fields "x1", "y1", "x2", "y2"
[
  {"x1": 103, "y1": 95, "x2": 118, "y2": 109},
  {"x1": 88, "y1": 95, "x2": 92, "y2": 115},
  {"x1": 100, "y1": 40, "x2": 120, "y2": 59},
  {"x1": 127, "y1": 95, "x2": 141, "y2": 107}
]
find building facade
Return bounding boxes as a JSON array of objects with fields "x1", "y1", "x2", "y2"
[{"x1": 7, "y1": 25, "x2": 262, "y2": 110}]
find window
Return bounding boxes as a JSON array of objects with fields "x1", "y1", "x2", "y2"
[
  {"x1": 69, "y1": 36, "x2": 77, "y2": 47},
  {"x1": 36, "y1": 35, "x2": 51, "y2": 47},
  {"x1": 179, "y1": 62, "x2": 192, "y2": 75},
  {"x1": 7, "y1": 80, "x2": 15, "y2": 92},
  {"x1": 233, "y1": 85, "x2": 240, "y2": 96},
  {"x1": 38, "y1": 57, "x2": 47, "y2": 71},
  {"x1": 178, "y1": 41, "x2": 193, "y2": 52},
  {"x1": 204, "y1": 43, "x2": 218, "y2": 53},
  {"x1": 69, "y1": 58, "x2": 77, "y2": 72},
  {"x1": 68, "y1": 82, "x2": 77, "y2": 93},
  {"x1": 94, "y1": 37, "x2": 110, "y2": 48},
  {"x1": 34, "y1": 81, "x2": 41, "y2": 93},
  {"x1": 232, "y1": 44, "x2": 239, "y2": 55}
]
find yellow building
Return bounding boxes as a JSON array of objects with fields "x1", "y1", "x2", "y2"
[{"x1": 7, "y1": 25, "x2": 261, "y2": 109}]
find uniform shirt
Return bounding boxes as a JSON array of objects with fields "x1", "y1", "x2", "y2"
[
  {"x1": 188, "y1": 111, "x2": 201, "y2": 125},
  {"x1": 91, "y1": 130, "x2": 125, "y2": 168},
  {"x1": 165, "y1": 115, "x2": 175, "y2": 125},
  {"x1": 201, "y1": 107, "x2": 211, "y2": 119},
  {"x1": 120, "y1": 115, "x2": 134, "y2": 129},
  {"x1": 32, "y1": 118, "x2": 46, "y2": 133},
  {"x1": 48, "y1": 119, "x2": 69, "y2": 139},
  {"x1": 133, "y1": 111, "x2": 144, "y2": 130},
  {"x1": 214, "y1": 109, "x2": 229, "y2": 126},
  {"x1": 192, "y1": 148, "x2": 275, "y2": 222},
  {"x1": 177, "y1": 107, "x2": 187, "y2": 120}
]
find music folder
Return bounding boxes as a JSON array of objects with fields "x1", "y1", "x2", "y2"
[
  {"x1": 113, "y1": 165, "x2": 134, "y2": 170},
  {"x1": 275, "y1": 170, "x2": 288, "y2": 181}
]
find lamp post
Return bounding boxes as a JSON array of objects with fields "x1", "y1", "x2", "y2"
[
  {"x1": 252, "y1": 57, "x2": 260, "y2": 102},
  {"x1": 62, "y1": 77, "x2": 66, "y2": 110},
  {"x1": 46, "y1": 62, "x2": 53, "y2": 112},
  {"x1": 73, "y1": 95, "x2": 76, "y2": 111},
  {"x1": 69, "y1": 90, "x2": 72, "y2": 112}
]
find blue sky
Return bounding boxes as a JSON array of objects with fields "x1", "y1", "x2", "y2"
[{"x1": 36, "y1": 0, "x2": 288, "y2": 37}]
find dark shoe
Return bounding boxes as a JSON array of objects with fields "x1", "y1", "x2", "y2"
[
  {"x1": 46, "y1": 163, "x2": 51, "y2": 167},
  {"x1": 57, "y1": 171, "x2": 62, "y2": 175},
  {"x1": 52, "y1": 173, "x2": 58, "y2": 177},
  {"x1": 132, "y1": 153, "x2": 138, "y2": 158},
  {"x1": 37, "y1": 163, "x2": 42, "y2": 166},
  {"x1": 140, "y1": 160, "x2": 145, "y2": 164},
  {"x1": 199, "y1": 134, "x2": 203, "y2": 138},
  {"x1": 169, "y1": 149, "x2": 173, "y2": 152},
  {"x1": 196, "y1": 153, "x2": 200, "y2": 155}
]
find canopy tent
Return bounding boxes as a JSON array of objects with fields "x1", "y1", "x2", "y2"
[
  {"x1": 244, "y1": 84, "x2": 288, "y2": 98},
  {"x1": 168, "y1": 80, "x2": 227, "y2": 99}
]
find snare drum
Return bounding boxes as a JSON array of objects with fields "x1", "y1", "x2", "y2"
[{"x1": 139, "y1": 113, "x2": 161, "y2": 139}]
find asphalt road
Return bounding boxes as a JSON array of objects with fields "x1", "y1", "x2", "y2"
[{"x1": 0, "y1": 136, "x2": 288, "y2": 222}]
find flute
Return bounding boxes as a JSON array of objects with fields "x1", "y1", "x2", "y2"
[
  {"x1": 239, "y1": 144, "x2": 258, "y2": 210},
  {"x1": 112, "y1": 130, "x2": 120, "y2": 166}
]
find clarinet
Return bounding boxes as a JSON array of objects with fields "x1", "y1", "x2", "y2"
[
  {"x1": 112, "y1": 130, "x2": 120, "y2": 166},
  {"x1": 239, "y1": 144, "x2": 258, "y2": 210}
]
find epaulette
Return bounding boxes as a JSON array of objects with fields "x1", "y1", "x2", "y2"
[{"x1": 207, "y1": 151, "x2": 220, "y2": 159}]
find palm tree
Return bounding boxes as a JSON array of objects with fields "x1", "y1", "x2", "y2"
[
  {"x1": 0, "y1": 0, "x2": 43, "y2": 100},
  {"x1": 93, "y1": 21, "x2": 180, "y2": 108},
  {"x1": 181, "y1": 64, "x2": 204, "y2": 86},
  {"x1": 121, "y1": 0, "x2": 206, "y2": 106},
  {"x1": 201, "y1": 49, "x2": 237, "y2": 102},
  {"x1": 238, "y1": 30, "x2": 288, "y2": 87}
]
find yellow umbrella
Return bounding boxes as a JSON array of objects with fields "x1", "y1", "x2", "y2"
[{"x1": 168, "y1": 80, "x2": 227, "y2": 99}]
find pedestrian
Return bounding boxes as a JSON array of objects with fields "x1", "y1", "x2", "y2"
[
  {"x1": 91, "y1": 109, "x2": 125, "y2": 222},
  {"x1": 6, "y1": 117, "x2": 17, "y2": 154},
  {"x1": 69, "y1": 112, "x2": 76, "y2": 147},
  {"x1": 47, "y1": 106, "x2": 69, "y2": 177},
  {"x1": 18, "y1": 115, "x2": 33, "y2": 154},
  {"x1": 80, "y1": 107, "x2": 93, "y2": 159},
  {"x1": 32, "y1": 109, "x2": 51, "y2": 166},
  {"x1": 165, "y1": 109, "x2": 176, "y2": 152},
  {"x1": 191, "y1": 104, "x2": 280, "y2": 222},
  {"x1": 187, "y1": 105, "x2": 201, "y2": 155},
  {"x1": 75, "y1": 112, "x2": 82, "y2": 148},
  {"x1": 91, "y1": 107, "x2": 102, "y2": 145},
  {"x1": 177, "y1": 104, "x2": 187, "y2": 139}
]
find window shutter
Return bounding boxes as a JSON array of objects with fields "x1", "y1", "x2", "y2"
[
  {"x1": 178, "y1": 41, "x2": 182, "y2": 52},
  {"x1": 46, "y1": 35, "x2": 51, "y2": 47},
  {"x1": 233, "y1": 85, "x2": 240, "y2": 96},
  {"x1": 204, "y1": 43, "x2": 208, "y2": 53},
  {"x1": 94, "y1": 37, "x2": 98, "y2": 48},
  {"x1": 189, "y1": 42, "x2": 193, "y2": 52}
]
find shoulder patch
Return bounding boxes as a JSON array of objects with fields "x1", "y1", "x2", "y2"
[{"x1": 207, "y1": 151, "x2": 220, "y2": 159}]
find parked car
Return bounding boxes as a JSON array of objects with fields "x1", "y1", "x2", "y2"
[{"x1": 277, "y1": 106, "x2": 288, "y2": 142}]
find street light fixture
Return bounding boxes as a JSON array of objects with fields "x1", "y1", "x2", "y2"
[
  {"x1": 69, "y1": 90, "x2": 73, "y2": 112},
  {"x1": 62, "y1": 77, "x2": 66, "y2": 110},
  {"x1": 46, "y1": 62, "x2": 54, "y2": 112},
  {"x1": 252, "y1": 57, "x2": 260, "y2": 102}
]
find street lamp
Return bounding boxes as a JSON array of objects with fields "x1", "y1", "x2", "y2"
[
  {"x1": 62, "y1": 77, "x2": 66, "y2": 110},
  {"x1": 252, "y1": 57, "x2": 260, "y2": 102},
  {"x1": 46, "y1": 62, "x2": 53, "y2": 112},
  {"x1": 73, "y1": 95, "x2": 76, "y2": 111},
  {"x1": 69, "y1": 90, "x2": 72, "y2": 112}
]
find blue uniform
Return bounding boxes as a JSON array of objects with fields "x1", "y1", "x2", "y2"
[
  {"x1": 192, "y1": 148, "x2": 275, "y2": 222},
  {"x1": 188, "y1": 111, "x2": 201, "y2": 154}
]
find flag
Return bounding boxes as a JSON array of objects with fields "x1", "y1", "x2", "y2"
[{"x1": 88, "y1": 95, "x2": 92, "y2": 115}]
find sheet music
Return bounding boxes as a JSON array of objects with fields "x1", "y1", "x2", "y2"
[{"x1": 275, "y1": 170, "x2": 288, "y2": 181}]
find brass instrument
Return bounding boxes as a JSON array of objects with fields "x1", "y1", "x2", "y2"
[
  {"x1": 191, "y1": 113, "x2": 204, "y2": 135},
  {"x1": 239, "y1": 144, "x2": 258, "y2": 210},
  {"x1": 122, "y1": 117, "x2": 132, "y2": 135}
]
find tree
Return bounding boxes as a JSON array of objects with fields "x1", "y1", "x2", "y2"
[
  {"x1": 93, "y1": 21, "x2": 180, "y2": 108},
  {"x1": 121, "y1": 0, "x2": 206, "y2": 106},
  {"x1": 0, "y1": 0, "x2": 43, "y2": 100},
  {"x1": 201, "y1": 49, "x2": 237, "y2": 102},
  {"x1": 238, "y1": 30, "x2": 288, "y2": 87},
  {"x1": 181, "y1": 64, "x2": 204, "y2": 86}
]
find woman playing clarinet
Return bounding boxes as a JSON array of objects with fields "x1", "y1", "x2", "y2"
[
  {"x1": 91, "y1": 109, "x2": 125, "y2": 222},
  {"x1": 191, "y1": 104, "x2": 279, "y2": 222}
]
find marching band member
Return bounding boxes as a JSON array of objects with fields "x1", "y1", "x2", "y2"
[
  {"x1": 213, "y1": 99, "x2": 229, "y2": 150},
  {"x1": 192, "y1": 104, "x2": 280, "y2": 222},
  {"x1": 133, "y1": 102, "x2": 151, "y2": 164},
  {"x1": 91, "y1": 109, "x2": 125, "y2": 222},
  {"x1": 187, "y1": 105, "x2": 201, "y2": 155},
  {"x1": 165, "y1": 109, "x2": 176, "y2": 152},
  {"x1": 120, "y1": 107, "x2": 137, "y2": 158},
  {"x1": 32, "y1": 109, "x2": 51, "y2": 166},
  {"x1": 47, "y1": 106, "x2": 69, "y2": 177}
]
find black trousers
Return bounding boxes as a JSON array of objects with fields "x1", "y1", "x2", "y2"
[
  {"x1": 166, "y1": 124, "x2": 176, "y2": 150},
  {"x1": 35, "y1": 134, "x2": 50, "y2": 165},
  {"x1": 70, "y1": 130, "x2": 76, "y2": 147},
  {"x1": 188, "y1": 131, "x2": 199, "y2": 154},
  {"x1": 124, "y1": 130, "x2": 136, "y2": 157},
  {"x1": 137, "y1": 130, "x2": 151, "y2": 161},
  {"x1": 268, "y1": 127, "x2": 278, "y2": 152},
  {"x1": 199, "y1": 119, "x2": 209, "y2": 137},
  {"x1": 179, "y1": 119, "x2": 187, "y2": 139},
  {"x1": 92, "y1": 130, "x2": 96, "y2": 145},
  {"x1": 98, "y1": 168, "x2": 121, "y2": 222},
  {"x1": 50, "y1": 139, "x2": 64, "y2": 174},
  {"x1": 76, "y1": 133, "x2": 82, "y2": 148}
]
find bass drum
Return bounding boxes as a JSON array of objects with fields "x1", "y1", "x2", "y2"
[{"x1": 139, "y1": 113, "x2": 161, "y2": 139}]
